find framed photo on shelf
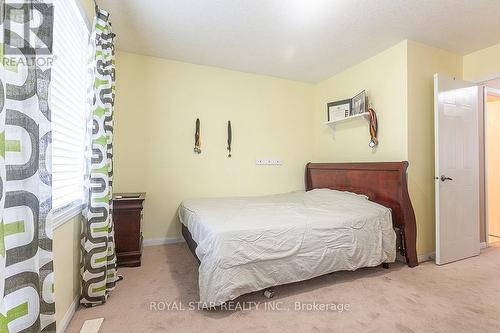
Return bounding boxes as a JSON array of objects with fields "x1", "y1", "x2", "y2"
[
  {"x1": 327, "y1": 99, "x2": 351, "y2": 121},
  {"x1": 350, "y1": 90, "x2": 366, "y2": 116}
]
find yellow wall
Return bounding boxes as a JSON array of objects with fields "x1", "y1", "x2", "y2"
[
  {"x1": 406, "y1": 40, "x2": 463, "y2": 254},
  {"x1": 113, "y1": 52, "x2": 314, "y2": 239},
  {"x1": 312, "y1": 41, "x2": 408, "y2": 162},
  {"x1": 486, "y1": 100, "x2": 500, "y2": 237},
  {"x1": 53, "y1": 215, "x2": 81, "y2": 329},
  {"x1": 463, "y1": 43, "x2": 500, "y2": 82}
]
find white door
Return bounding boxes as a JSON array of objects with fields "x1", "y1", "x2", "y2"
[{"x1": 434, "y1": 74, "x2": 480, "y2": 265}]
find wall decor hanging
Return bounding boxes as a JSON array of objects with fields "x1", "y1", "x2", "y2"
[
  {"x1": 194, "y1": 118, "x2": 202, "y2": 154},
  {"x1": 326, "y1": 90, "x2": 366, "y2": 122},
  {"x1": 351, "y1": 90, "x2": 367, "y2": 116},
  {"x1": 227, "y1": 121, "x2": 232, "y2": 157},
  {"x1": 327, "y1": 99, "x2": 351, "y2": 121},
  {"x1": 324, "y1": 91, "x2": 378, "y2": 149},
  {"x1": 368, "y1": 107, "x2": 379, "y2": 148}
]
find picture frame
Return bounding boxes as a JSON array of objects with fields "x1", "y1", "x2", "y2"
[
  {"x1": 350, "y1": 90, "x2": 367, "y2": 116},
  {"x1": 327, "y1": 99, "x2": 351, "y2": 121}
]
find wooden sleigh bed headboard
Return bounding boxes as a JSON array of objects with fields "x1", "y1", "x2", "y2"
[{"x1": 305, "y1": 162, "x2": 418, "y2": 267}]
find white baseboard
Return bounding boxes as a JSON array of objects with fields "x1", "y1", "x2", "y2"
[
  {"x1": 143, "y1": 237, "x2": 184, "y2": 247},
  {"x1": 57, "y1": 295, "x2": 79, "y2": 333},
  {"x1": 418, "y1": 252, "x2": 435, "y2": 263},
  {"x1": 418, "y1": 243, "x2": 487, "y2": 263}
]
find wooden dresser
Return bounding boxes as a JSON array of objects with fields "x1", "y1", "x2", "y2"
[{"x1": 113, "y1": 192, "x2": 146, "y2": 267}]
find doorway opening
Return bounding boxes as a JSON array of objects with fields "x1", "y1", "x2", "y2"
[{"x1": 483, "y1": 79, "x2": 500, "y2": 247}]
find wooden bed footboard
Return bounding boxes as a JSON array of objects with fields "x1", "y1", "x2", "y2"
[{"x1": 305, "y1": 162, "x2": 418, "y2": 267}]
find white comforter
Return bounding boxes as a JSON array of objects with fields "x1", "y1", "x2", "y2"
[{"x1": 178, "y1": 189, "x2": 396, "y2": 306}]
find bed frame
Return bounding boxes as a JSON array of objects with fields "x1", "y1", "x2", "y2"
[
  {"x1": 182, "y1": 161, "x2": 418, "y2": 268},
  {"x1": 305, "y1": 162, "x2": 418, "y2": 267}
]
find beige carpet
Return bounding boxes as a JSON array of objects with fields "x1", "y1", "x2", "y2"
[{"x1": 66, "y1": 243, "x2": 500, "y2": 333}]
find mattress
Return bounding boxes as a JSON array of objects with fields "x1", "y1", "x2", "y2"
[{"x1": 178, "y1": 189, "x2": 396, "y2": 306}]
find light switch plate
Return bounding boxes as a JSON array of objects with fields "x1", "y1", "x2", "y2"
[{"x1": 256, "y1": 158, "x2": 282, "y2": 166}]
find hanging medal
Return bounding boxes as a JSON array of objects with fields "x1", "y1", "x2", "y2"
[
  {"x1": 194, "y1": 118, "x2": 202, "y2": 154},
  {"x1": 368, "y1": 108, "x2": 378, "y2": 148},
  {"x1": 227, "y1": 120, "x2": 232, "y2": 158}
]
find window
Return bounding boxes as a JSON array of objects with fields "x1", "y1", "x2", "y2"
[{"x1": 50, "y1": 0, "x2": 89, "y2": 227}]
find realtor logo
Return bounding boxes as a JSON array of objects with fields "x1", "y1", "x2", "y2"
[{"x1": 3, "y1": 1, "x2": 54, "y2": 56}]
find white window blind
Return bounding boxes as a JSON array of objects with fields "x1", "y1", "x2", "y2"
[{"x1": 50, "y1": 0, "x2": 89, "y2": 222}]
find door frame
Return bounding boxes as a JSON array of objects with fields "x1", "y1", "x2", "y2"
[{"x1": 482, "y1": 84, "x2": 500, "y2": 248}]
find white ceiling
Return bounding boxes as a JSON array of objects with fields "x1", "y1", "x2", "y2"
[{"x1": 101, "y1": 0, "x2": 500, "y2": 83}]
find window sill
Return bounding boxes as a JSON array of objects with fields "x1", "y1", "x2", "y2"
[{"x1": 51, "y1": 202, "x2": 85, "y2": 230}]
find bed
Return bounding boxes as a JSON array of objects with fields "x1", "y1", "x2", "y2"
[{"x1": 178, "y1": 162, "x2": 418, "y2": 306}]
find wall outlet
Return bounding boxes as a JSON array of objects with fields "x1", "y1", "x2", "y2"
[{"x1": 256, "y1": 158, "x2": 283, "y2": 166}]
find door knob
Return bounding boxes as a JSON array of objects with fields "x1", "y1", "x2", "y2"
[{"x1": 440, "y1": 175, "x2": 453, "y2": 182}]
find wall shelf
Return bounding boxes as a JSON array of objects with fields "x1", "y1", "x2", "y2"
[{"x1": 324, "y1": 112, "x2": 369, "y2": 132}]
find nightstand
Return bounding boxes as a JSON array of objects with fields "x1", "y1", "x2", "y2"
[{"x1": 113, "y1": 192, "x2": 146, "y2": 267}]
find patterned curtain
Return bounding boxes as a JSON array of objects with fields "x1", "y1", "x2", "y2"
[
  {"x1": 0, "y1": 1, "x2": 56, "y2": 332},
  {"x1": 80, "y1": 8, "x2": 118, "y2": 307}
]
